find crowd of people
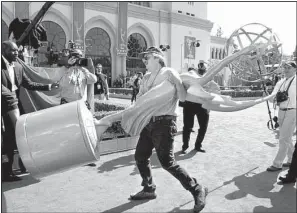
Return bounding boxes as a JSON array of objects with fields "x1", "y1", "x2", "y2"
[{"x1": 2, "y1": 40, "x2": 296, "y2": 212}]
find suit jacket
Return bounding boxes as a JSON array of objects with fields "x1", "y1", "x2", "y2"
[{"x1": 1, "y1": 57, "x2": 50, "y2": 114}]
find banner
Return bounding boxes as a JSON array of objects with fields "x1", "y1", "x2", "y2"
[
  {"x1": 73, "y1": 2, "x2": 85, "y2": 51},
  {"x1": 116, "y1": 2, "x2": 128, "y2": 56},
  {"x1": 184, "y1": 36, "x2": 196, "y2": 59}
]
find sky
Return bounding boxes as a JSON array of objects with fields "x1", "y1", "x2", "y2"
[{"x1": 207, "y1": 2, "x2": 296, "y2": 55}]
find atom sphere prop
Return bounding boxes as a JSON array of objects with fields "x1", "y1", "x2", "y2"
[{"x1": 225, "y1": 23, "x2": 283, "y2": 82}]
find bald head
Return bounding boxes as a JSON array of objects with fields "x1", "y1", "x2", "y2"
[{"x1": 2, "y1": 40, "x2": 19, "y2": 63}]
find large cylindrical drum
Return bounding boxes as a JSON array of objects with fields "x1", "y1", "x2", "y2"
[{"x1": 16, "y1": 100, "x2": 99, "y2": 179}]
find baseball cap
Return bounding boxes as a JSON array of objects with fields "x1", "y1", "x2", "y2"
[
  {"x1": 285, "y1": 61, "x2": 297, "y2": 68},
  {"x1": 283, "y1": 60, "x2": 296, "y2": 68},
  {"x1": 139, "y1": 46, "x2": 164, "y2": 58}
]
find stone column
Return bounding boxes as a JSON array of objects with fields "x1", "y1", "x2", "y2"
[
  {"x1": 115, "y1": 2, "x2": 128, "y2": 87},
  {"x1": 72, "y1": 2, "x2": 85, "y2": 51},
  {"x1": 73, "y1": 2, "x2": 94, "y2": 112}
]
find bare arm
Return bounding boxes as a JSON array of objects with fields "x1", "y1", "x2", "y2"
[{"x1": 268, "y1": 79, "x2": 282, "y2": 103}]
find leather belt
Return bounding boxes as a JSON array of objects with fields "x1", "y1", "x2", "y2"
[
  {"x1": 280, "y1": 108, "x2": 295, "y2": 111},
  {"x1": 150, "y1": 115, "x2": 176, "y2": 123}
]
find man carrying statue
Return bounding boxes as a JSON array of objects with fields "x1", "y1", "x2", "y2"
[
  {"x1": 127, "y1": 47, "x2": 208, "y2": 212},
  {"x1": 11, "y1": 40, "x2": 278, "y2": 212},
  {"x1": 95, "y1": 43, "x2": 277, "y2": 212}
]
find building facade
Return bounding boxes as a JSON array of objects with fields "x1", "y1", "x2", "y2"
[{"x1": 2, "y1": 1, "x2": 229, "y2": 86}]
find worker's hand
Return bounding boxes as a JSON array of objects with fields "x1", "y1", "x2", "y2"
[
  {"x1": 51, "y1": 82, "x2": 60, "y2": 90},
  {"x1": 68, "y1": 56, "x2": 77, "y2": 65}
]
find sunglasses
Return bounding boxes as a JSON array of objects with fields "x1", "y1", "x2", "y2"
[{"x1": 143, "y1": 54, "x2": 153, "y2": 61}]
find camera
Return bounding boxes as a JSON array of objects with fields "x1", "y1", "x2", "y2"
[
  {"x1": 76, "y1": 58, "x2": 88, "y2": 66},
  {"x1": 69, "y1": 51, "x2": 88, "y2": 66},
  {"x1": 275, "y1": 91, "x2": 289, "y2": 104}
]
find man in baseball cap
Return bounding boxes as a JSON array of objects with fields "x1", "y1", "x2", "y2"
[
  {"x1": 128, "y1": 46, "x2": 208, "y2": 213},
  {"x1": 267, "y1": 59, "x2": 296, "y2": 172},
  {"x1": 283, "y1": 60, "x2": 297, "y2": 69}
]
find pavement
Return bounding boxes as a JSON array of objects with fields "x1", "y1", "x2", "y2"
[{"x1": 2, "y1": 98, "x2": 296, "y2": 212}]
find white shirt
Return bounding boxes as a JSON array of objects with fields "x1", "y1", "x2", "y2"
[
  {"x1": 272, "y1": 74, "x2": 296, "y2": 109},
  {"x1": 2, "y1": 56, "x2": 18, "y2": 91},
  {"x1": 138, "y1": 67, "x2": 179, "y2": 117},
  {"x1": 59, "y1": 66, "x2": 97, "y2": 102}
]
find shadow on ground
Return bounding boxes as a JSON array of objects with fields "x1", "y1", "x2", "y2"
[
  {"x1": 264, "y1": 141, "x2": 277, "y2": 147},
  {"x1": 2, "y1": 174, "x2": 40, "y2": 192},
  {"x1": 101, "y1": 199, "x2": 151, "y2": 213},
  {"x1": 224, "y1": 169, "x2": 296, "y2": 212},
  {"x1": 97, "y1": 149, "x2": 198, "y2": 175},
  {"x1": 166, "y1": 200, "x2": 193, "y2": 213}
]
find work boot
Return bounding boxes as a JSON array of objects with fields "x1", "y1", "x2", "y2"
[
  {"x1": 279, "y1": 175, "x2": 296, "y2": 184},
  {"x1": 192, "y1": 186, "x2": 208, "y2": 213},
  {"x1": 194, "y1": 147, "x2": 206, "y2": 153},
  {"x1": 2, "y1": 173, "x2": 22, "y2": 182},
  {"x1": 181, "y1": 145, "x2": 189, "y2": 154},
  {"x1": 130, "y1": 189, "x2": 157, "y2": 200}
]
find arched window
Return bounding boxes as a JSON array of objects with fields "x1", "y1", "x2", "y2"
[
  {"x1": 2, "y1": 20, "x2": 9, "y2": 42},
  {"x1": 38, "y1": 21, "x2": 66, "y2": 66},
  {"x1": 126, "y1": 33, "x2": 147, "y2": 75},
  {"x1": 85, "y1": 27, "x2": 112, "y2": 86},
  {"x1": 129, "y1": 2, "x2": 151, "y2": 7}
]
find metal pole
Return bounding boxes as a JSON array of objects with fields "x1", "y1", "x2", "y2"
[{"x1": 257, "y1": 59, "x2": 275, "y2": 130}]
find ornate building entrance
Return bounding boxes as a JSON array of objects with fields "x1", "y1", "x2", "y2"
[
  {"x1": 85, "y1": 27, "x2": 112, "y2": 86},
  {"x1": 38, "y1": 21, "x2": 66, "y2": 66},
  {"x1": 126, "y1": 33, "x2": 147, "y2": 76}
]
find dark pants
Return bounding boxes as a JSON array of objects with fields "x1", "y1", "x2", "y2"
[
  {"x1": 131, "y1": 89, "x2": 139, "y2": 103},
  {"x1": 182, "y1": 102, "x2": 209, "y2": 150},
  {"x1": 2, "y1": 114, "x2": 17, "y2": 177},
  {"x1": 287, "y1": 142, "x2": 297, "y2": 178},
  {"x1": 135, "y1": 116, "x2": 200, "y2": 193}
]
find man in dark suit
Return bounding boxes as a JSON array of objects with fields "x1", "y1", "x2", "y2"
[
  {"x1": 181, "y1": 63, "x2": 220, "y2": 153},
  {"x1": 1, "y1": 41, "x2": 59, "y2": 181}
]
